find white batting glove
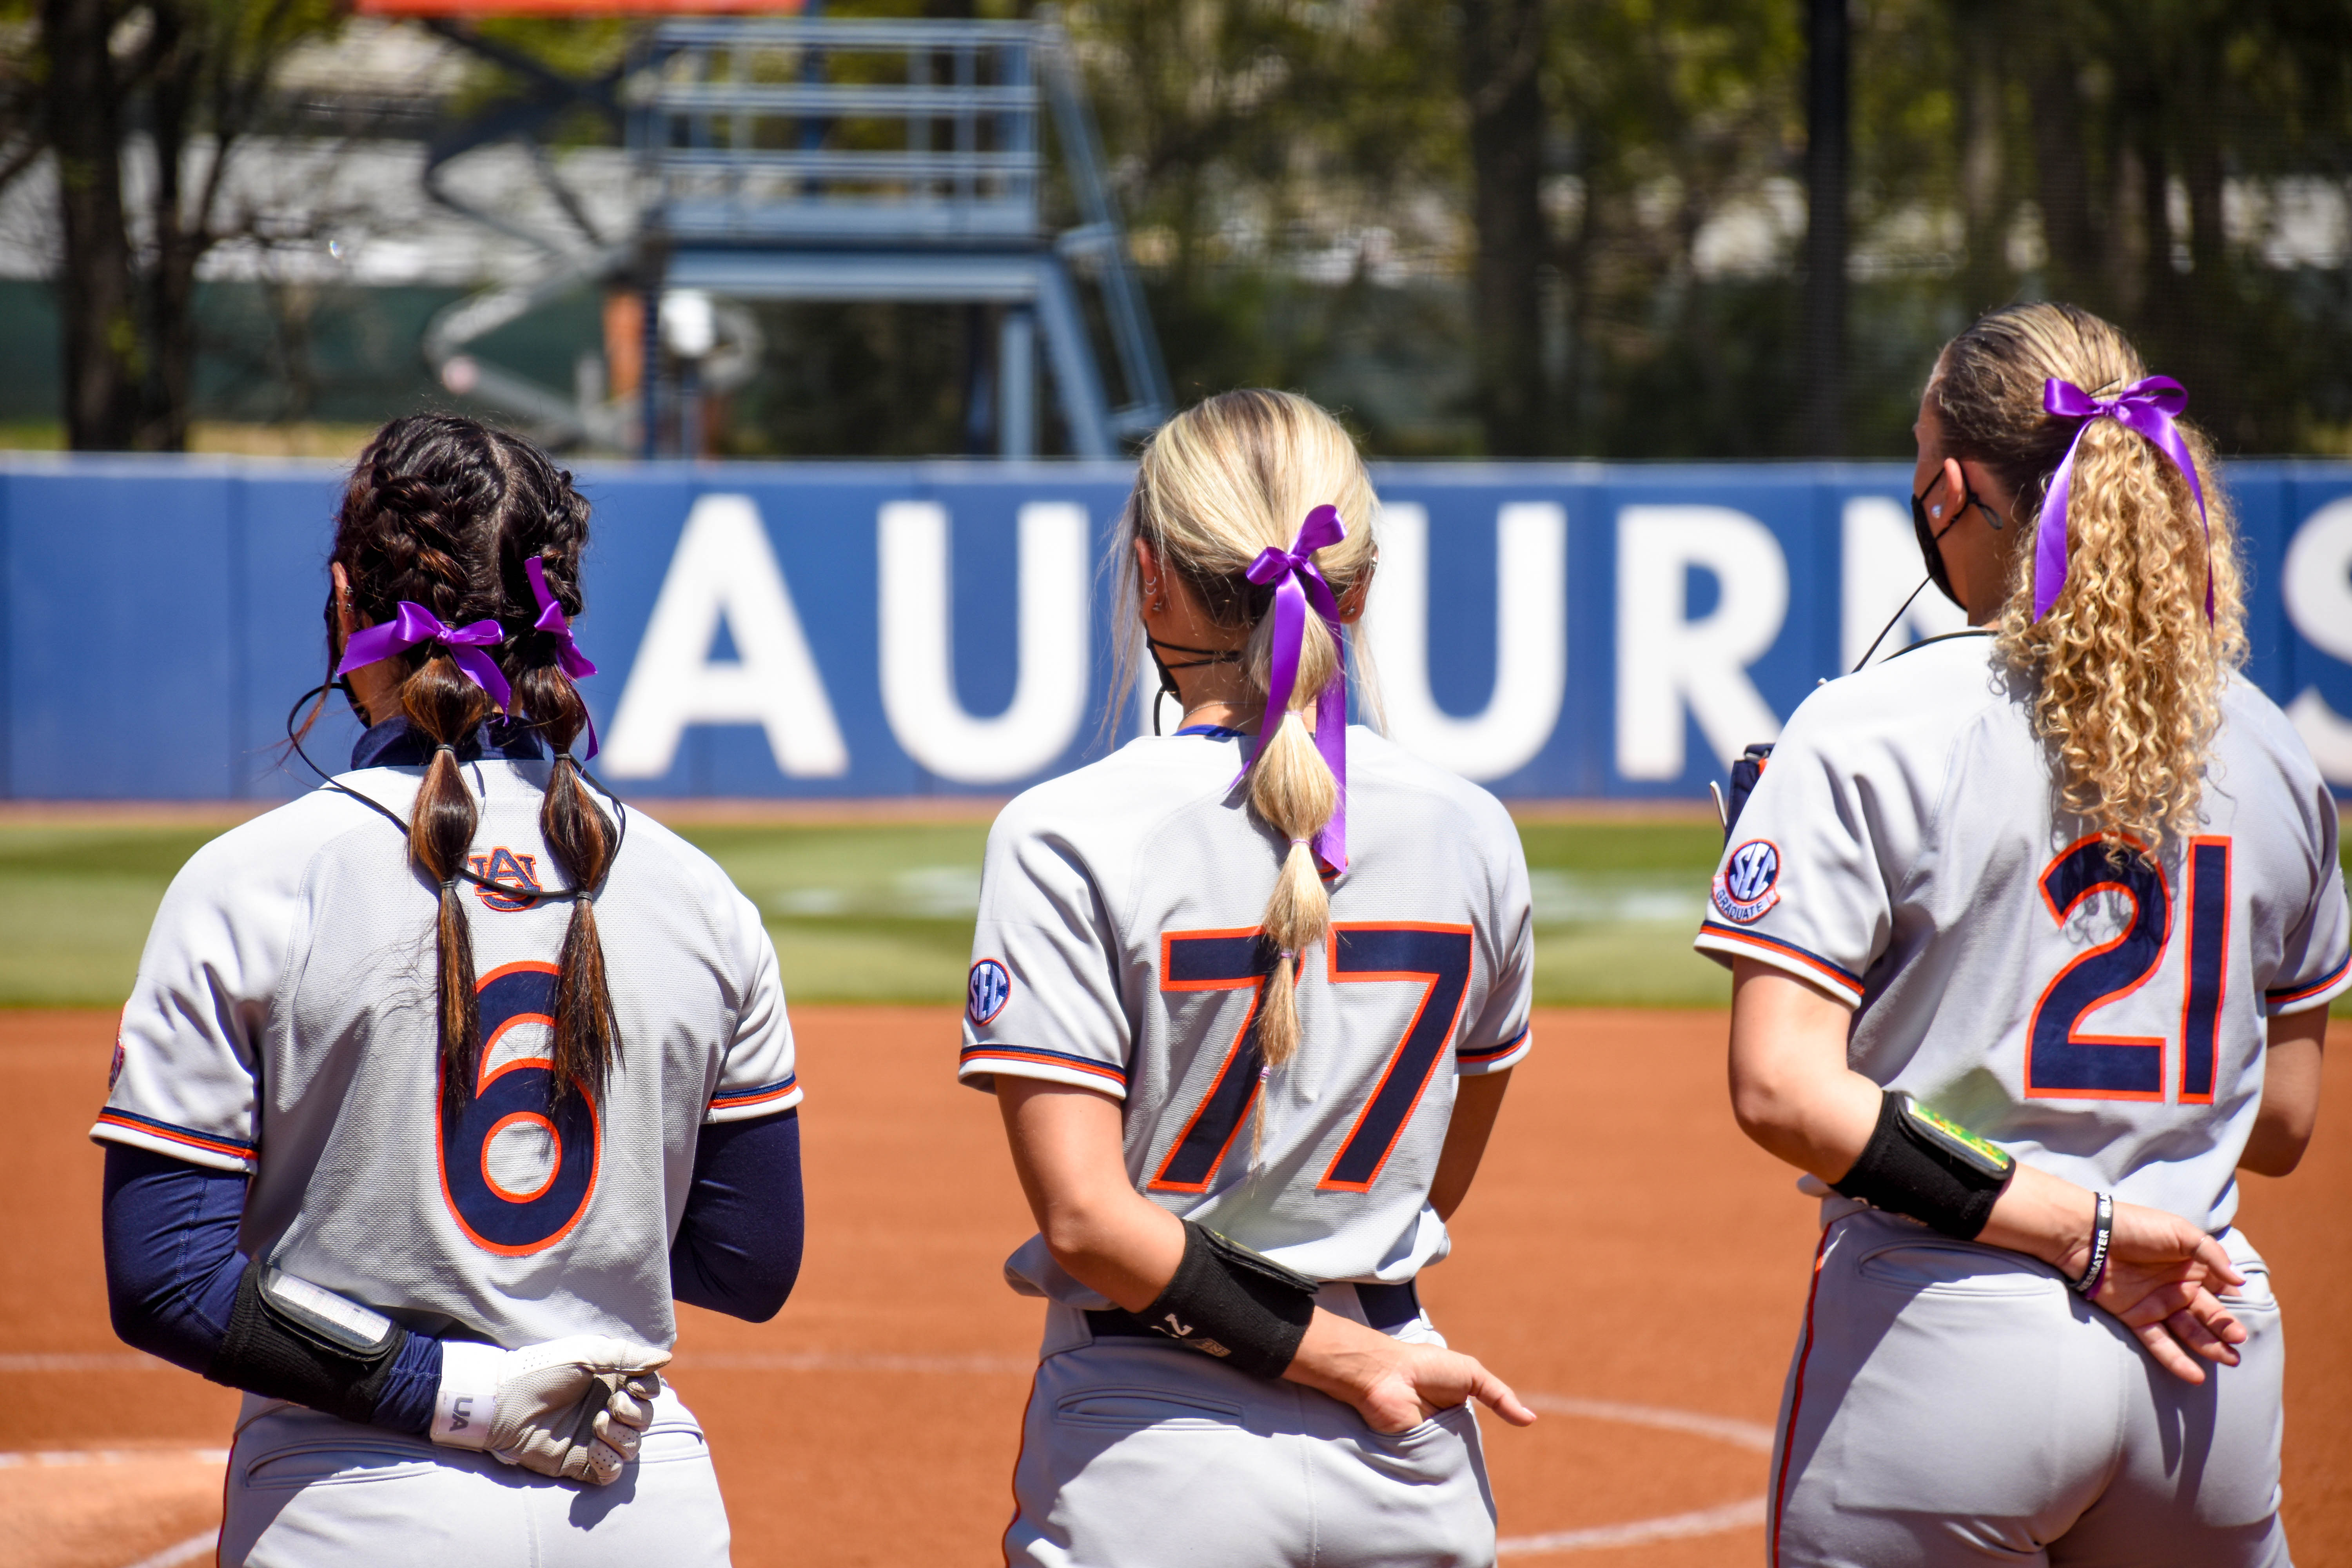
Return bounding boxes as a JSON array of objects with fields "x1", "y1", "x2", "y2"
[{"x1": 431, "y1": 1336, "x2": 670, "y2": 1486}]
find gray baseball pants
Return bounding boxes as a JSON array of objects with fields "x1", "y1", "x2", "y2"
[
  {"x1": 1770, "y1": 1204, "x2": 2288, "y2": 1567},
  {"x1": 1005, "y1": 1285, "x2": 1497, "y2": 1568},
  {"x1": 218, "y1": 1382, "x2": 732, "y2": 1566}
]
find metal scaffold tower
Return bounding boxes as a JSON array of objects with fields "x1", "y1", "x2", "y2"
[{"x1": 421, "y1": 11, "x2": 1170, "y2": 458}]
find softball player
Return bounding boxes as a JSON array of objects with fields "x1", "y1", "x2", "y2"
[
  {"x1": 960, "y1": 390, "x2": 1539, "y2": 1568},
  {"x1": 1700, "y1": 303, "x2": 2346, "y2": 1566},
  {"x1": 93, "y1": 416, "x2": 805, "y2": 1565}
]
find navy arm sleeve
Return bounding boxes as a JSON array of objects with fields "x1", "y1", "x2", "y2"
[
  {"x1": 100, "y1": 1145, "x2": 441, "y2": 1434},
  {"x1": 670, "y1": 1109, "x2": 804, "y2": 1322}
]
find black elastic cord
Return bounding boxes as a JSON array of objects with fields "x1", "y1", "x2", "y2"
[
  {"x1": 1147, "y1": 635, "x2": 1246, "y2": 668},
  {"x1": 1145, "y1": 636, "x2": 1246, "y2": 737},
  {"x1": 1850, "y1": 576, "x2": 1936, "y2": 673},
  {"x1": 282, "y1": 684, "x2": 627, "y2": 906}
]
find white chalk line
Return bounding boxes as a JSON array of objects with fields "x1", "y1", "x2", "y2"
[
  {"x1": 123, "y1": 1533, "x2": 217, "y2": 1568},
  {"x1": 1494, "y1": 1394, "x2": 1771, "y2": 1556},
  {"x1": 0, "y1": 1446, "x2": 229, "y2": 1468},
  {"x1": 1521, "y1": 1393, "x2": 1776, "y2": 1453},
  {"x1": 0, "y1": 1352, "x2": 175, "y2": 1372},
  {"x1": 1497, "y1": 1497, "x2": 1768, "y2": 1555},
  {"x1": 3, "y1": 1359, "x2": 1774, "y2": 1557}
]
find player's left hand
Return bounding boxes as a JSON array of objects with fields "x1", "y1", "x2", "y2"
[
  {"x1": 2089, "y1": 1203, "x2": 2249, "y2": 1384},
  {"x1": 2103, "y1": 1279, "x2": 2245, "y2": 1382},
  {"x1": 435, "y1": 1335, "x2": 671, "y2": 1485}
]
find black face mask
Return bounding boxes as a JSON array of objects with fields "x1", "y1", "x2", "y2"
[{"x1": 1910, "y1": 476, "x2": 1997, "y2": 610}]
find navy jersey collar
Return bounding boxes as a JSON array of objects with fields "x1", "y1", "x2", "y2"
[
  {"x1": 351, "y1": 716, "x2": 548, "y2": 770},
  {"x1": 1174, "y1": 724, "x2": 1250, "y2": 740}
]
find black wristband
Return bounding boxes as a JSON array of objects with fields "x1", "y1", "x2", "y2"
[
  {"x1": 1830, "y1": 1090, "x2": 2017, "y2": 1240},
  {"x1": 1134, "y1": 1221, "x2": 1319, "y2": 1377},
  {"x1": 207, "y1": 1266, "x2": 410, "y2": 1425},
  {"x1": 2070, "y1": 1192, "x2": 2115, "y2": 1297}
]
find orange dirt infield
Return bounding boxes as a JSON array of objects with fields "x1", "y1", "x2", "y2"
[{"x1": 12, "y1": 1006, "x2": 2349, "y2": 1568}]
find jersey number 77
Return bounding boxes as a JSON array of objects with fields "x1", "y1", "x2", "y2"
[{"x1": 1149, "y1": 924, "x2": 1473, "y2": 1195}]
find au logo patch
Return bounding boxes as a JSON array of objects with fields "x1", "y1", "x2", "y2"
[
  {"x1": 967, "y1": 959, "x2": 1011, "y2": 1025},
  {"x1": 1712, "y1": 838, "x2": 1782, "y2": 924},
  {"x1": 467, "y1": 847, "x2": 543, "y2": 913}
]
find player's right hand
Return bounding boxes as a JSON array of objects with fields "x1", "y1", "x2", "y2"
[
  {"x1": 2090, "y1": 1202, "x2": 2249, "y2": 1385},
  {"x1": 434, "y1": 1335, "x2": 672, "y2": 1485},
  {"x1": 1353, "y1": 1341, "x2": 1538, "y2": 1435}
]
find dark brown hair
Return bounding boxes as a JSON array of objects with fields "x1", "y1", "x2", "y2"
[{"x1": 321, "y1": 414, "x2": 619, "y2": 1121}]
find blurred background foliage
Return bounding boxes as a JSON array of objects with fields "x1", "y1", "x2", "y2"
[{"x1": 0, "y1": 0, "x2": 2349, "y2": 457}]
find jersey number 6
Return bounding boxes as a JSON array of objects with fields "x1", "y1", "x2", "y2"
[
  {"x1": 437, "y1": 961, "x2": 603, "y2": 1256},
  {"x1": 2028, "y1": 836, "x2": 2228, "y2": 1103},
  {"x1": 1149, "y1": 924, "x2": 1474, "y2": 1195}
]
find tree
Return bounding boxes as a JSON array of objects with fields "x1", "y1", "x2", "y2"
[
  {"x1": 19, "y1": 0, "x2": 337, "y2": 450},
  {"x1": 1459, "y1": 0, "x2": 1551, "y2": 454}
]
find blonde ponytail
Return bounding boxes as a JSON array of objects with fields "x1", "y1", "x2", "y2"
[
  {"x1": 1995, "y1": 415, "x2": 2244, "y2": 849},
  {"x1": 1122, "y1": 390, "x2": 1377, "y2": 1129},
  {"x1": 1931, "y1": 303, "x2": 2246, "y2": 852}
]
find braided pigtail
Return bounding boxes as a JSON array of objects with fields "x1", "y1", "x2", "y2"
[
  {"x1": 406, "y1": 657, "x2": 492, "y2": 1122},
  {"x1": 501, "y1": 451, "x2": 621, "y2": 1107},
  {"x1": 333, "y1": 426, "x2": 511, "y2": 1122},
  {"x1": 512, "y1": 658, "x2": 621, "y2": 1106},
  {"x1": 376, "y1": 460, "x2": 497, "y2": 1124},
  {"x1": 1247, "y1": 608, "x2": 1345, "y2": 1078}
]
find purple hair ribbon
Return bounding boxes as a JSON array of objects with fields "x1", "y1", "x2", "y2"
[
  {"x1": 335, "y1": 602, "x2": 512, "y2": 711},
  {"x1": 2037, "y1": 376, "x2": 2212, "y2": 623},
  {"x1": 1240, "y1": 504, "x2": 1350, "y2": 873},
  {"x1": 525, "y1": 556, "x2": 599, "y2": 760}
]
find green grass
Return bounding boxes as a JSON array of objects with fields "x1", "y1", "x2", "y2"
[
  {"x1": 0, "y1": 828, "x2": 236, "y2": 1006},
  {"x1": 1517, "y1": 824, "x2": 1729, "y2": 1007},
  {"x1": 675, "y1": 824, "x2": 989, "y2": 1004},
  {"x1": 2, "y1": 818, "x2": 2343, "y2": 1016}
]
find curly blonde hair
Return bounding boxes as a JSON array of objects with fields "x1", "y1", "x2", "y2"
[{"x1": 1931, "y1": 303, "x2": 2247, "y2": 851}]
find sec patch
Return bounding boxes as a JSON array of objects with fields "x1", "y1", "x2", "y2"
[
  {"x1": 1712, "y1": 838, "x2": 1782, "y2": 924},
  {"x1": 967, "y1": 959, "x2": 1011, "y2": 1025}
]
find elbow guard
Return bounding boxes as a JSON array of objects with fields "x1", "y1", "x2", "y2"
[
  {"x1": 1133, "y1": 1221, "x2": 1318, "y2": 1378},
  {"x1": 207, "y1": 1267, "x2": 410, "y2": 1425},
  {"x1": 1830, "y1": 1090, "x2": 2017, "y2": 1240}
]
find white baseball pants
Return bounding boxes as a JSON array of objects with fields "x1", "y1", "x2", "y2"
[{"x1": 1770, "y1": 1205, "x2": 2289, "y2": 1567}]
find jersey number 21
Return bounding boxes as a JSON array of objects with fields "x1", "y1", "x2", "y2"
[{"x1": 2029, "y1": 836, "x2": 2227, "y2": 1104}]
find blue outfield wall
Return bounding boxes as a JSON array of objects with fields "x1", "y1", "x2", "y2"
[{"x1": 2, "y1": 455, "x2": 2350, "y2": 801}]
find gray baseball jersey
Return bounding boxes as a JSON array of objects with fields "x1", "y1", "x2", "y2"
[
  {"x1": 958, "y1": 726, "x2": 1534, "y2": 1297},
  {"x1": 92, "y1": 756, "x2": 798, "y2": 1351},
  {"x1": 1694, "y1": 630, "x2": 2351, "y2": 1233}
]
